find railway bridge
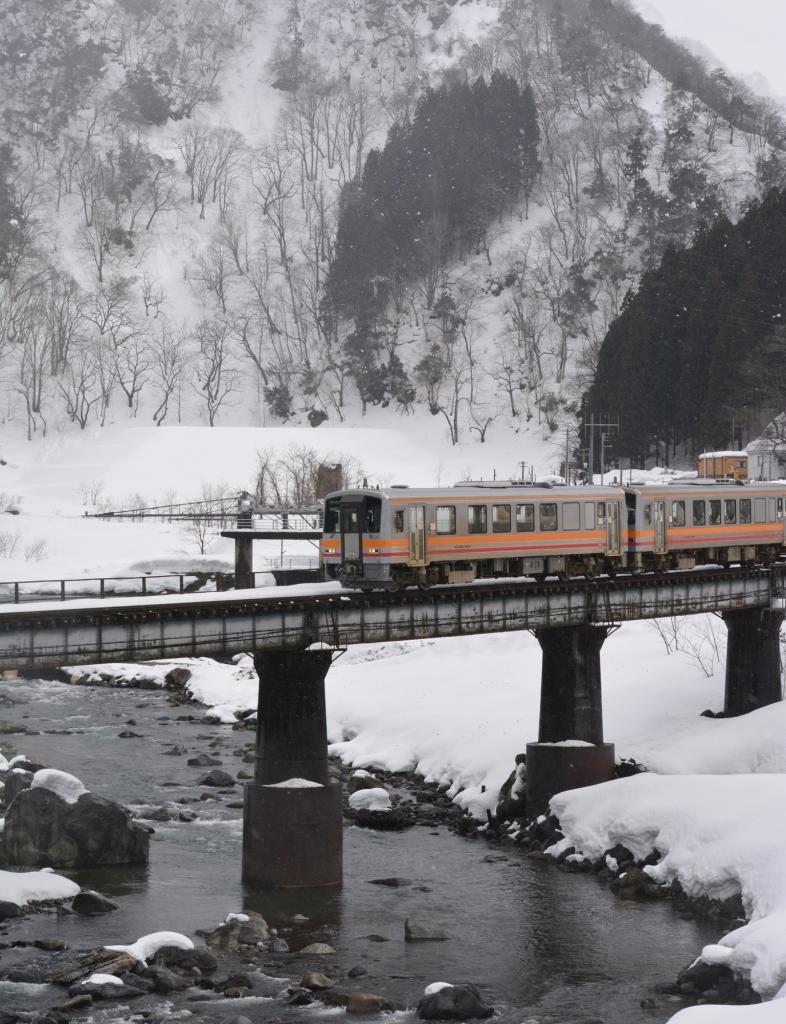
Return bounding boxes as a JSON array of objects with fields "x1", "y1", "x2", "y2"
[{"x1": 1, "y1": 565, "x2": 784, "y2": 888}]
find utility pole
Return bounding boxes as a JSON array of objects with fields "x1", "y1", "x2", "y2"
[
  {"x1": 583, "y1": 414, "x2": 619, "y2": 482},
  {"x1": 565, "y1": 428, "x2": 571, "y2": 484}
]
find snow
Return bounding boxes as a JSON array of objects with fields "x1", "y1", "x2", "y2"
[
  {"x1": 31, "y1": 768, "x2": 87, "y2": 804},
  {"x1": 0, "y1": 868, "x2": 79, "y2": 906},
  {"x1": 84, "y1": 973, "x2": 124, "y2": 987},
  {"x1": 537, "y1": 740, "x2": 596, "y2": 748},
  {"x1": 669, "y1": 1003, "x2": 786, "y2": 1023},
  {"x1": 552, "y1": 774, "x2": 786, "y2": 999},
  {"x1": 105, "y1": 931, "x2": 194, "y2": 965},
  {"x1": 424, "y1": 982, "x2": 454, "y2": 995},
  {"x1": 224, "y1": 913, "x2": 250, "y2": 924},
  {"x1": 327, "y1": 625, "x2": 721, "y2": 818},
  {"x1": 264, "y1": 778, "x2": 324, "y2": 788},
  {"x1": 347, "y1": 788, "x2": 392, "y2": 812}
]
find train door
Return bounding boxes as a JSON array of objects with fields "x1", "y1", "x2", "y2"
[
  {"x1": 607, "y1": 501, "x2": 621, "y2": 556},
  {"x1": 340, "y1": 502, "x2": 363, "y2": 571},
  {"x1": 653, "y1": 500, "x2": 667, "y2": 554},
  {"x1": 408, "y1": 505, "x2": 427, "y2": 567}
]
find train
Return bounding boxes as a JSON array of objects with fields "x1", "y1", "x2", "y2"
[{"x1": 319, "y1": 480, "x2": 786, "y2": 587}]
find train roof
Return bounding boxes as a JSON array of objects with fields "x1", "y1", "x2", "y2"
[{"x1": 326, "y1": 485, "x2": 624, "y2": 501}]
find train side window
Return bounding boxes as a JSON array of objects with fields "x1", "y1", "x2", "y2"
[
  {"x1": 540, "y1": 503, "x2": 558, "y2": 531},
  {"x1": 393, "y1": 510, "x2": 405, "y2": 532},
  {"x1": 670, "y1": 501, "x2": 685, "y2": 527},
  {"x1": 740, "y1": 499, "x2": 752, "y2": 524},
  {"x1": 754, "y1": 498, "x2": 767, "y2": 523},
  {"x1": 364, "y1": 497, "x2": 382, "y2": 533},
  {"x1": 771, "y1": 499, "x2": 778, "y2": 520},
  {"x1": 692, "y1": 500, "x2": 706, "y2": 526},
  {"x1": 563, "y1": 502, "x2": 580, "y2": 531},
  {"x1": 492, "y1": 504, "x2": 511, "y2": 533},
  {"x1": 436, "y1": 506, "x2": 456, "y2": 534},
  {"x1": 643, "y1": 504, "x2": 651, "y2": 525},
  {"x1": 324, "y1": 498, "x2": 340, "y2": 533},
  {"x1": 724, "y1": 499, "x2": 737, "y2": 524},
  {"x1": 468, "y1": 505, "x2": 488, "y2": 534},
  {"x1": 585, "y1": 503, "x2": 595, "y2": 529},
  {"x1": 597, "y1": 501, "x2": 606, "y2": 525},
  {"x1": 709, "y1": 500, "x2": 722, "y2": 525},
  {"x1": 516, "y1": 504, "x2": 535, "y2": 532}
]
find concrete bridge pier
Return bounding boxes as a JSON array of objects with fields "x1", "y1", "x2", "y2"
[
  {"x1": 723, "y1": 609, "x2": 785, "y2": 717},
  {"x1": 234, "y1": 535, "x2": 254, "y2": 590},
  {"x1": 242, "y1": 649, "x2": 343, "y2": 888},
  {"x1": 526, "y1": 625, "x2": 616, "y2": 817}
]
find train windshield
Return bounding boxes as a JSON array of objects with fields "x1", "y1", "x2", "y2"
[
  {"x1": 324, "y1": 498, "x2": 340, "y2": 533},
  {"x1": 334, "y1": 496, "x2": 382, "y2": 534}
]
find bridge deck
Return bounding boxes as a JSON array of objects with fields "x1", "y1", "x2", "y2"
[{"x1": 1, "y1": 566, "x2": 784, "y2": 670}]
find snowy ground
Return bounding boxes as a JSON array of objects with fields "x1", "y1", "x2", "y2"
[{"x1": 2, "y1": 425, "x2": 785, "y2": 1022}]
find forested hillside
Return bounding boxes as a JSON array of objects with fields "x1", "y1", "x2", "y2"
[
  {"x1": 0, "y1": 0, "x2": 783, "y2": 447},
  {"x1": 585, "y1": 187, "x2": 786, "y2": 466}
]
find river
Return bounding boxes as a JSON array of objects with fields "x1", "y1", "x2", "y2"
[{"x1": 0, "y1": 676, "x2": 716, "y2": 1023}]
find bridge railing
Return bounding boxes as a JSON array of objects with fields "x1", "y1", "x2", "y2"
[
  {"x1": 0, "y1": 572, "x2": 232, "y2": 605},
  {"x1": 0, "y1": 562, "x2": 320, "y2": 606}
]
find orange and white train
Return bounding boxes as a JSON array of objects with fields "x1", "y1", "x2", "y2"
[{"x1": 320, "y1": 481, "x2": 786, "y2": 587}]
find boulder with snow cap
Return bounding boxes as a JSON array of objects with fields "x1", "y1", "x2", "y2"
[
  {"x1": 610, "y1": 865, "x2": 664, "y2": 900},
  {"x1": 3, "y1": 774, "x2": 150, "y2": 868},
  {"x1": 347, "y1": 769, "x2": 384, "y2": 794},
  {"x1": 198, "y1": 910, "x2": 270, "y2": 951},
  {"x1": 69, "y1": 972, "x2": 147, "y2": 1000},
  {"x1": 417, "y1": 983, "x2": 494, "y2": 1020}
]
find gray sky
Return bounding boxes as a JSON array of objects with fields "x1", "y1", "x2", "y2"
[{"x1": 635, "y1": 1, "x2": 786, "y2": 98}]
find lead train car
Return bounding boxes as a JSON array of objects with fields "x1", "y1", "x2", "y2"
[{"x1": 321, "y1": 485, "x2": 626, "y2": 586}]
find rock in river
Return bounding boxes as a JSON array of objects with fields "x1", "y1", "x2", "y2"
[
  {"x1": 198, "y1": 769, "x2": 235, "y2": 787},
  {"x1": 417, "y1": 984, "x2": 494, "y2": 1020},
  {"x1": 3, "y1": 787, "x2": 149, "y2": 868},
  {"x1": 72, "y1": 891, "x2": 118, "y2": 915}
]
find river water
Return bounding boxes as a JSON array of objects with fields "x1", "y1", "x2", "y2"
[{"x1": 0, "y1": 677, "x2": 717, "y2": 1023}]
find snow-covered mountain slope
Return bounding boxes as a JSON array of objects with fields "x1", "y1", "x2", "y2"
[{"x1": 0, "y1": 0, "x2": 781, "y2": 455}]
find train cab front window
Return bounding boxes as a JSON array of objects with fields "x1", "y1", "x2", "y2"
[
  {"x1": 468, "y1": 505, "x2": 488, "y2": 534},
  {"x1": 541, "y1": 503, "x2": 558, "y2": 531},
  {"x1": 324, "y1": 498, "x2": 340, "y2": 533},
  {"x1": 341, "y1": 507, "x2": 360, "y2": 533}
]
